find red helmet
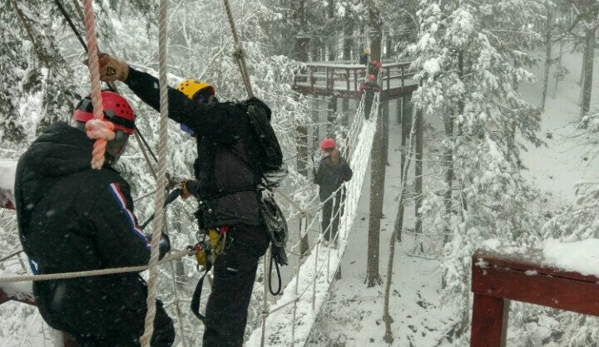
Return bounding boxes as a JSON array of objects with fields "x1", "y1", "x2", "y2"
[
  {"x1": 320, "y1": 138, "x2": 336, "y2": 150},
  {"x1": 73, "y1": 91, "x2": 135, "y2": 134},
  {"x1": 368, "y1": 74, "x2": 376, "y2": 81}
]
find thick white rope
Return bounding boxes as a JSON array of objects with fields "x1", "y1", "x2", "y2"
[
  {"x1": 82, "y1": 0, "x2": 114, "y2": 170},
  {"x1": 0, "y1": 249, "x2": 190, "y2": 284},
  {"x1": 222, "y1": 0, "x2": 254, "y2": 98},
  {"x1": 140, "y1": 0, "x2": 170, "y2": 345}
]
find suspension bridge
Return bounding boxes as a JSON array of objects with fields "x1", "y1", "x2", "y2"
[{"x1": 0, "y1": 55, "x2": 418, "y2": 346}]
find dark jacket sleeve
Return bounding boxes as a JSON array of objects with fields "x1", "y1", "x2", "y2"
[
  {"x1": 340, "y1": 158, "x2": 353, "y2": 182},
  {"x1": 124, "y1": 67, "x2": 241, "y2": 144},
  {"x1": 314, "y1": 160, "x2": 325, "y2": 186},
  {"x1": 89, "y1": 179, "x2": 167, "y2": 268}
]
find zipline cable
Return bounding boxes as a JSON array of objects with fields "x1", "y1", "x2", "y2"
[
  {"x1": 222, "y1": 0, "x2": 253, "y2": 98},
  {"x1": 53, "y1": 0, "x2": 88, "y2": 52}
]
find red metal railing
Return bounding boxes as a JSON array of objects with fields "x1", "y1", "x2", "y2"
[{"x1": 471, "y1": 248, "x2": 599, "y2": 346}]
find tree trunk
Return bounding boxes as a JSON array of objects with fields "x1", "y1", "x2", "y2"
[
  {"x1": 414, "y1": 109, "x2": 424, "y2": 243},
  {"x1": 395, "y1": 93, "x2": 412, "y2": 242},
  {"x1": 581, "y1": 25, "x2": 595, "y2": 118},
  {"x1": 553, "y1": 37, "x2": 565, "y2": 99},
  {"x1": 540, "y1": 4, "x2": 553, "y2": 111},
  {"x1": 328, "y1": 96, "x2": 337, "y2": 135},
  {"x1": 384, "y1": 109, "x2": 416, "y2": 344},
  {"x1": 327, "y1": 0, "x2": 335, "y2": 61},
  {"x1": 382, "y1": 99, "x2": 389, "y2": 166},
  {"x1": 366, "y1": 102, "x2": 384, "y2": 287}
]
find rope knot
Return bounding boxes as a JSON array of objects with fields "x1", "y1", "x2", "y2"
[
  {"x1": 86, "y1": 119, "x2": 115, "y2": 170},
  {"x1": 86, "y1": 119, "x2": 116, "y2": 141}
]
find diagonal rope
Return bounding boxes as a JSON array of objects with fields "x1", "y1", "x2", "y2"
[
  {"x1": 82, "y1": 0, "x2": 113, "y2": 170},
  {"x1": 222, "y1": 0, "x2": 254, "y2": 98},
  {"x1": 140, "y1": 0, "x2": 170, "y2": 345}
]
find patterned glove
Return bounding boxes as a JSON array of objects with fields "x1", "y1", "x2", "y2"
[{"x1": 98, "y1": 54, "x2": 130, "y2": 82}]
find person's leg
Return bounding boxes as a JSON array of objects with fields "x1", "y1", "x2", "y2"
[
  {"x1": 331, "y1": 192, "x2": 341, "y2": 242},
  {"x1": 321, "y1": 199, "x2": 333, "y2": 241},
  {"x1": 202, "y1": 225, "x2": 269, "y2": 347}
]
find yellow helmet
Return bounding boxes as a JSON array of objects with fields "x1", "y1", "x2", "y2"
[
  {"x1": 363, "y1": 48, "x2": 370, "y2": 54},
  {"x1": 175, "y1": 79, "x2": 215, "y2": 100}
]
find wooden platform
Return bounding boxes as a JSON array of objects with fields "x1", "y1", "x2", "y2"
[
  {"x1": 292, "y1": 62, "x2": 417, "y2": 100},
  {"x1": 471, "y1": 248, "x2": 599, "y2": 346}
]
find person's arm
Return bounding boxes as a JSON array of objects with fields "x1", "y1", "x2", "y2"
[
  {"x1": 314, "y1": 161, "x2": 324, "y2": 185},
  {"x1": 340, "y1": 158, "x2": 353, "y2": 182},
  {"x1": 90, "y1": 180, "x2": 169, "y2": 268},
  {"x1": 125, "y1": 67, "x2": 241, "y2": 143}
]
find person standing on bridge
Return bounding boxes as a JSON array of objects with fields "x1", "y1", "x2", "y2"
[
  {"x1": 359, "y1": 48, "x2": 370, "y2": 66},
  {"x1": 359, "y1": 74, "x2": 382, "y2": 120},
  {"x1": 97, "y1": 54, "x2": 274, "y2": 347},
  {"x1": 314, "y1": 138, "x2": 353, "y2": 245},
  {"x1": 14, "y1": 91, "x2": 174, "y2": 347}
]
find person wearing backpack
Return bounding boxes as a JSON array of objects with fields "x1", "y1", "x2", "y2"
[
  {"x1": 314, "y1": 138, "x2": 353, "y2": 244},
  {"x1": 97, "y1": 54, "x2": 272, "y2": 347},
  {"x1": 14, "y1": 91, "x2": 174, "y2": 347}
]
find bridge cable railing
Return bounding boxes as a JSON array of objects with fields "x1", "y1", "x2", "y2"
[{"x1": 0, "y1": 89, "x2": 382, "y2": 346}]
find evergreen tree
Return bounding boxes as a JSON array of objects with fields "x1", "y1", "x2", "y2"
[{"x1": 409, "y1": 0, "x2": 546, "y2": 342}]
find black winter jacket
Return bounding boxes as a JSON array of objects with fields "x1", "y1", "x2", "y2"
[
  {"x1": 124, "y1": 67, "x2": 267, "y2": 228},
  {"x1": 14, "y1": 122, "x2": 159, "y2": 331},
  {"x1": 314, "y1": 155, "x2": 353, "y2": 201}
]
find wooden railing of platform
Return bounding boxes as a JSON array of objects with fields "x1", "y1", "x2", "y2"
[
  {"x1": 0, "y1": 287, "x2": 79, "y2": 347},
  {"x1": 471, "y1": 249, "x2": 599, "y2": 346},
  {"x1": 293, "y1": 61, "x2": 418, "y2": 100}
]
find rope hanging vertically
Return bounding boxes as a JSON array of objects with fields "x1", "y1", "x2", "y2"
[
  {"x1": 82, "y1": 0, "x2": 114, "y2": 170},
  {"x1": 140, "y1": 0, "x2": 170, "y2": 345},
  {"x1": 222, "y1": 0, "x2": 253, "y2": 98}
]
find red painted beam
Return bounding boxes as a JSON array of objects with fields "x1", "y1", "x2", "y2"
[{"x1": 471, "y1": 249, "x2": 599, "y2": 347}]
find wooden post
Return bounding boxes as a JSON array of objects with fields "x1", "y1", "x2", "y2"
[{"x1": 470, "y1": 294, "x2": 508, "y2": 347}]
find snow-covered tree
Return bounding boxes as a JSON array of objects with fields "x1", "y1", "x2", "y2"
[{"x1": 408, "y1": 0, "x2": 546, "y2": 342}]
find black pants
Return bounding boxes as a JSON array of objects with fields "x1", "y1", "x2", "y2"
[
  {"x1": 364, "y1": 92, "x2": 374, "y2": 119},
  {"x1": 72, "y1": 300, "x2": 174, "y2": 347},
  {"x1": 321, "y1": 191, "x2": 342, "y2": 241},
  {"x1": 35, "y1": 276, "x2": 175, "y2": 347},
  {"x1": 202, "y1": 224, "x2": 270, "y2": 347}
]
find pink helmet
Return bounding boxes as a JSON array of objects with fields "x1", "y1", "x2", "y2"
[
  {"x1": 320, "y1": 138, "x2": 336, "y2": 150},
  {"x1": 73, "y1": 91, "x2": 135, "y2": 134},
  {"x1": 368, "y1": 74, "x2": 376, "y2": 81}
]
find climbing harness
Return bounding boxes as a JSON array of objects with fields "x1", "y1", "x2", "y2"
[{"x1": 189, "y1": 226, "x2": 230, "y2": 322}]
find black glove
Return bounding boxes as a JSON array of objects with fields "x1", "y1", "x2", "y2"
[
  {"x1": 145, "y1": 232, "x2": 171, "y2": 259},
  {"x1": 181, "y1": 179, "x2": 200, "y2": 200}
]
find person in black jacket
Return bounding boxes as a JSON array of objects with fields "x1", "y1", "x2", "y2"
[
  {"x1": 359, "y1": 74, "x2": 382, "y2": 120},
  {"x1": 314, "y1": 138, "x2": 353, "y2": 243},
  {"x1": 14, "y1": 91, "x2": 174, "y2": 347},
  {"x1": 97, "y1": 54, "x2": 271, "y2": 347}
]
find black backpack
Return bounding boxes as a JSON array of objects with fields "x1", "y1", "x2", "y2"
[
  {"x1": 241, "y1": 97, "x2": 287, "y2": 187},
  {"x1": 237, "y1": 98, "x2": 289, "y2": 270}
]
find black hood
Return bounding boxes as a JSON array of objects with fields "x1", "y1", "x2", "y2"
[{"x1": 23, "y1": 122, "x2": 95, "y2": 177}]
